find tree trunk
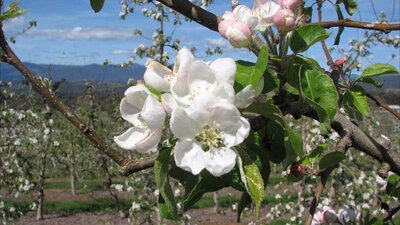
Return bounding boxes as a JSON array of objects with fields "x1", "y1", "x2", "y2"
[
  {"x1": 36, "y1": 147, "x2": 48, "y2": 220},
  {"x1": 70, "y1": 159, "x2": 77, "y2": 195},
  {"x1": 213, "y1": 191, "x2": 220, "y2": 213},
  {"x1": 100, "y1": 156, "x2": 125, "y2": 217}
]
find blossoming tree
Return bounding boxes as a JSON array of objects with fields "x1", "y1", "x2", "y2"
[{"x1": 0, "y1": 0, "x2": 399, "y2": 224}]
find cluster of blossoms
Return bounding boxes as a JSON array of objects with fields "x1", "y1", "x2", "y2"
[
  {"x1": 312, "y1": 205, "x2": 359, "y2": 225},
  {"x1": 114, "y1": 47, "x2": 255, "y2": 176},
  {"x1": 218, "y1": 0, "x2": 303, "y2": 48}
]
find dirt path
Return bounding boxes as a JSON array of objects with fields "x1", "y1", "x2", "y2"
[{"x1": 17, "y1": 207, "x2": 264, "y2": 225}]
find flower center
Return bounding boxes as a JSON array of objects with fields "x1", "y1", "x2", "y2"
[
  {"x1": 164, "y1": 73, "x2": 175, "y2": 82},
  {"x1": 195, "y1": 123, "x2": 225, "y2": 150}
]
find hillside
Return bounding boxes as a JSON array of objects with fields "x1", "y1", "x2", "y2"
[{"x1": 0, "y1": 62, "x2": 145, "y2": 82}]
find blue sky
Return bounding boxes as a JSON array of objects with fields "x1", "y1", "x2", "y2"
[{"x1": 2, "y1": 0, "x2": 400, "y2": 71}]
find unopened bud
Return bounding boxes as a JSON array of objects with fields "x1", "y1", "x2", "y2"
[
  {"x1": 279, "y1": 0, "x2": 302, "y2": 13},
  {"x1": 335, "y1": 57, "x2": 347, "y2": 67},
  {"x1": 273, "y1": 9, "x2": 296, "y2": 32}
]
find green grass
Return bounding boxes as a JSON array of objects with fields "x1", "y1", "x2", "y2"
[
  {"x1": 5, "y1": 197, "x2": 133, "y2": 214},
  {"x1": 44, "y1": 180, "x2": 123, "y2": 192},
  {"x1": 190, "y1": 192, "x2": 300, "y2": 209}
]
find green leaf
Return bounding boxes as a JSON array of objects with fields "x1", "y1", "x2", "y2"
[
  {"x1": 386, "y1": 174, "x2": 400, "y2": 198},
  {"x1": 342, "y1": 0, "x2": 357, "y2": 15},
  {"x1": 356, "y1": 77, "x2": 384, "y2": 88},
  {"x1": 181, "y1": 169, "x2": 243, "y2": 211},
  {"x1": 0, "y1": 2, "x2": 27, "y2": 21},
  {"x1": 360, "y1": 64, "x2": 398, "y2": 79},
  {"x1": 343, "y1": 85, "x2": 369, "y2": 116},
  {"x1": 304, "y1": 97, "x2": 331, "y2": 135},
  {"x1": 319, "y1": 151, "x2": 346, "y2": 170},
  {"x1": 237, "y1": 192, "x2": 252, "y2": 222},
  {"x1": 246, "y1": 100, "x2": 285, "y2": 129},
  {"x1": 234, "y1": 47, "x2": 268, "y2": 95},
  {"x1": 302, "y1": 143, "x2": 327, "y2": 167},
  {"x1": 153, "y1": 148, "x2": 178, "y2": 220},
  {"x1": 282, "y1": 127, "x2": 303, "y2": 169},
  {"x1": 301, "y1": 70, "x2": 338, "y2": 119},
  {"x1": 290, "y1": 25, "x2": 330, "y2": 53},
  {"x1": 265, "y1": 121, "x2": 286, "y2": 163},
  {"x1": 310, "y1": 143, "x2": 327, "y2": 159},
  {"x1": 334, "y1": 4, "x2": 345, "y2": 45},
  {"x1": 90, "y1": 0, "x2": 105, "y2": 13},
  {"x1": 263, "y1": 68, "x2": 279, "y2": 93},
  {"x1": 236, "y1": 147, "x2": 265, "y2": 217},
  {"x1": 367, "y1": 218, "x2": 384, "y2": 225}
]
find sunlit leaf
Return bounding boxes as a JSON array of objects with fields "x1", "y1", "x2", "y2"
[
  {"x1": 319, "y1": 151, "x2": 346, "y2": 170},
  {"x1": 290, "y1": 25, "x2": 330, "y2": 53}
]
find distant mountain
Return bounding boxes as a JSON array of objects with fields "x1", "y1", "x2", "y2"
[
  {"x1": 358, "y1": 74, "x2": 400, "y2": 90},
  {"x1": 0, "y1": 62, "x2": 145, "y2": 82}
]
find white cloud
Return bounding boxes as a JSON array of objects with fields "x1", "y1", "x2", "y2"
[
  {"x1": 3, "y1": 17, "x2": 25, "y2": 33},
  {"x1": 112, "y1": 49, "x2": 131, "y2": 55},
  {"x1": 206, "y1": 38, "x2": 231, "y2": 48},
  {"x1": 26, "y1": 26, "x2": 135, "y2": 40}
]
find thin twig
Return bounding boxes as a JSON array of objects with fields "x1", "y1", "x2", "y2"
[
  {"x1": 304, "y1": 128, "x2": 352, "y2": 225},
  {"x1": 384, "y1": 203, "x2": 400, "y2": 221},
  {"x1": 316, "y1": 0, "x2": 335, "y2": 68},
  {"x1": 366, "y1": 93, "x2": 400, "y2": 120},
  {"x1": 311, "y1": 20, "x2": 400, "y2": 33}
]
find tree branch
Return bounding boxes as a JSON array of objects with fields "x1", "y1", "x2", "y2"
[
  {"x1": 157, "y1": 0, "x2": 219, "y2": 32},
  {"x1": 384, "y1": 202, "x2": 400, "y2": 221},
  {"x1": 332, "y1": 113, "x2": 400, "y2": 175},
  {"x1": 366, "y1": 93, "x2": 400, "y2": 120},
  {"x1": 312, "y1": 20, "x2": 400, "y2": 33}
]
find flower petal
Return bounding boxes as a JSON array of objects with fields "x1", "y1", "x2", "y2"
[
  {"x1": 174, "y1": 47, "x2": 194, "y2": 77},
  {"x1": 135, "y1": 129, "x2": 163, "y2": 153},
  {"x1": 170, "y1": 107, "x2": 200, "y2": 140},
  {"x1": 161, "y1": 93, "x2": 178, "y2": 115},
  {"x1": 144, "y1": 61, "x2": 172, "y2": 92},
  {"x1": 141, "y1": 95, "x2": 166, "y2": 130},
  {"x1": 211, "y1": 82, "x2": 235, "y2": 104},
  {"x1": 114, "y1": 127, "x2": 148, "y2": 150},
  {"x1": 210, "y1": 102, "x2": 250, "y2": 147},
  {"x1": 210, "y1": 58, "x2": 236, "y2": 85},
  {"x1": 253, "y1": 0, "x2": 281, "y2": 31},
  {"x1": 233, "y1": 5, "x2": 258, "y2": 29},
  {"x1": 204, "y1": 147, "x2": 237, "y2": 176},
  {"x1": 120, "y1": 85, "x2": 150, "y2": 125},
  {"x1": 174, "y1": 140, "x2": 206, "y2": 175},
  {"x1": 188, "y1": 60, "x2": 216, "y2": 95},
  {"x1": 235, "y1": 85, "x2": 256, "y2": 108}
]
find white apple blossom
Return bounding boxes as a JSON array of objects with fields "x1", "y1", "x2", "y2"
[
  {"x1": 144, "y1": 47, "x2": 194, "y2": 92},
  {"x1": 218, "y1": 5, "x2": 258, "y2": 48},
  {"x1": 253, "y1": 0, "x2": 282, "y2": 31},
  {"x1": 168, "y1": 52, "x2": 255, "y2": 109},
  {"x1": 114, "y1": 85, "x2": 166, "y2": 153},
  {"x1": 170, "y1": 93, "x2": 250, "y2": 176}
]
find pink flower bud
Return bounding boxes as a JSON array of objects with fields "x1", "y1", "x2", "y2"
[
  {"x1": 218, "y1": 11, "x2": 235, "y2": 37},
  {"x1": 279, "y1": 0, "x2": 302, "y2": 13},
  {"x1": 335, "y1": 57, "x2": 347, "y2": 67},
  {"x1": 218, "y1": 9, "x2": 253, "y2": 48},
  {"x1": 225, "y1": 21, "x2": 252, "y2": 48},
  {"x1": 273, "y1": 9, "x2": 296, "y2": 32}
]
